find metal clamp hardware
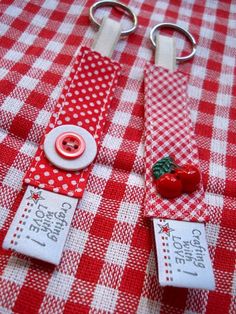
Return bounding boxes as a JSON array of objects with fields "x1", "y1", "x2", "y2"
[
  {"x1": 89, "y1": 0, "x2": 138, "y2": 37},
  {"x1": 150, "y1": 23, "x2": 197, "y2": 62}
]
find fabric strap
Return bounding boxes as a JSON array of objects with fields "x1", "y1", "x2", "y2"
[
  {"x1": 144, "y1": 64, "x2": 207, "y2": 222},
  {"x1": 155, "y1": 34, "x2": 176, "y2": 72},
  {"x1": 24, "y1": 46, "x2": 121, "y2": 198},
  {"x1": 92, "y1": 17, "x2": 122, "y2": 58}
]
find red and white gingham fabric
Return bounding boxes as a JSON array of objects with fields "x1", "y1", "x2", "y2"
[
  {"x1": 0, "y1": 1, "x2": 235, "y2": 314},
  {"x1": 144, "y1": 65, "x2": 207, "y2": 222},
  {"x1": 24, "y1": 46, "x2": 121, "y2": 198}
]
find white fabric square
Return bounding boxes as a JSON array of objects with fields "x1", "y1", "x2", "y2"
[
  {"x1": 1, "y1": 97, "x2": 24, "y2": 114},
  {"x1": 202, "y1": 13, "x2": 216, "y2": 23},
  {"x1": 5, "y1": 50, "x2": 23, "y2": 62},
  {"x1": 206, "y1": 223, "x2": 220, "y2": 247},
  {"x1": 130, "y1": 65, "x2": 143, "y2": 80},
  {"x1": 42, "y1": 0, "x2": 58, "y2": 10},
  {"x1": 205, "y1": 192, "x2": 224, "y2": 207},
  {"x1": 65, "y1": 228, "x2": 88, "y2": 253},
  {"x1": 3, "y1": 256, "x2": 29, "y2": 285},
  {"x1": 20, "y1": 140, "x2": 37, "y2": 157},
  {"x1": 33, "y1": 58, "x2": 52, "y2": 71},
  {"x1": 222, "y1": 55, "x2": 234, "y2": 67},
  {"x1": 18, "y1": 32, "x2": 36, "y2": 45},
  {"x1": 0, "y1": 130, "x2": 7, "y2": 143},
  {"x1": 50, "y1": 86, "x2": 63, "y2": 100},
  {"x1": 213, "y1": 115, "x2": 229, "y2": 130},
  {"x1": 192, "y1": 64, "x2": 207, "y2": 79},
  {"x1": 188, "y1": 84, "x2": 202, "y2": 100},
  {"x1": 198, "y1": 47, "x2": 210, "y2": 60},
  {"x1": 128, "y1": 172, "x2": 144, "y2": 187},
  {"x1": 157, "y1": 1, "x2": 168, "y2": 9},
  {"x1": 92, "y1": 164, "x2": 112, "y2": 180},
  {"x1": 117, "y1": 202, "x2": 140, "y2": 225},
  {"x1": 136, "y1": 142, "x2": 144, "y2": 158},
  {"x1": 79, "y1": 191, "x2": 102, "y2": 214},
  {"x1": 105, "y1": 241, "x2": 130, "y2": 266},
  {"x1": 0, "y1": 23, "x2": 10, "y2": 36},
  {"x1": 31, "y1": 15, "x2": 48, "y2": 27},
  {"x1": 201, "y1": 27, "x2": 214, "y2": 39},
  {"x1": 58, "y1": 22, "x2": 74, "y2": 34},
  {"x1": 5, "y1": 5, "x2": 22, "y2": 17},
  {"x1": 190, "y1": 109, "x2": 198, "y2": 123},
  {"x1": 146, "y1": 250, "x2": 157, "y2": 276},
  {"x1": 226, "y1": 35, "x2": 235, "y2": 48},
  {"x1": 46, "y1": 40, "x2": 64, "y2": 53},
  {"x1": 3, "y1": 167, "x2": 24, "y2": 190},
  {"x1": 36, "y1": 110, "x2": 51, "y2": 126},
  {"x1": 68, "y1": 4, "x2": 82, "y2": 14},
  {"x1": 0, "y1": 67, "x2": 8, "y2": 79},
  {"x1": 137, "y1": 297, "x2": 161, "y2": 314},
  {"x1": 0, "y1": 206, "x2": 9, "y2": 229},
  {"x1": 216, "y1": 92, "x2": 231, "y2": 107},
  {"x1": 179, "y1": 7, "x2": 192, "y2": 18},
  {"x1": 103, "y1": 134, "x2": 122, "y2": 150},
  {"x1": 209, "y1": 162, "x2": 226, "y2": 179},
  {"x1": 211, "y1": 139, "x2": 227, "y2": 154},
  {"x1": 46, "y1": 271, "x2": 74, "y2": 299},
  {"x1": 112, "y1": 111, "x2": 131, "y2": 126},
  {"x1": 92, "y1": 285, "x2": 118, "y2": 312},
  {"x1": 18, "y1": 76, "x2": 38, "y2": 90},
  {"x1": 220, "y1": 73, "x2": 234, "y2": 85},
  {"x1": 122, "y1": 89, "x2": 138, "y2": 103}
]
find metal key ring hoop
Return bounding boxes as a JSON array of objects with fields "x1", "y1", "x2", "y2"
[
  {"x1": 150, "y1": 23, "x2": 197, "y2": 62},
  {"x1": 89, "y1": 0, "x2": 138, "y2": 37}
]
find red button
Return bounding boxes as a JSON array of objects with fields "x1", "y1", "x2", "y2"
[{"x1": 55, "y1": 132, "x2": 86, "y2": 159}]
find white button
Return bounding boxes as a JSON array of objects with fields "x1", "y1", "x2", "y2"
[{"x1": 44, "y1": 125, "x2": 97, "y2": 171}]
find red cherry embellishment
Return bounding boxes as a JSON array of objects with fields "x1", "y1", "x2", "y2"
[
  {"x1": 175, "y1": 164, "x2": 201, "y2": 193},
  {"x1": 155, "y1": 173, "x2": 182, "y2": 199}
]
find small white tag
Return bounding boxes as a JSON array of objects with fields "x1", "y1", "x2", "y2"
[
  {"x1": 3, "y1": 186, "x2": 78, "y2": 265},
  {"x1": 153, "y1": 218, "x2": 215, "y2": 290}
]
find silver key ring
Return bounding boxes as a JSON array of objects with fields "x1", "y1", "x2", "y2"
[
  {"x1": 89, "y1": 0, "x2": 138, "y2": 37},
  {"x1": 150, "y1": 23, "x2": 197, "y2": 62}
]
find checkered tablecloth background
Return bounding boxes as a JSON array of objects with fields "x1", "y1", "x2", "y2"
[{"x1": 0, "y1": 1, "x2": 235, "y2": 313}]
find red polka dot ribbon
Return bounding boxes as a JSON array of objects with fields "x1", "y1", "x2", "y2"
[{"x1": 24, "y1": 47, "x2": 121, "y2": 198}]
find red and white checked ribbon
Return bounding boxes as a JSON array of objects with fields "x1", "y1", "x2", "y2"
[{"x1": 144, "y1": 64, "x2": 208, "y2": 222}]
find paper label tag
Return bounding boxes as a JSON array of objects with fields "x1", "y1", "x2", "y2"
[
  {"x1": 153, "y1": 218, "x2": 215, "y2": 290},
  {"x1": 3, "y1": 186, "x2": 78, "y2": 265}
]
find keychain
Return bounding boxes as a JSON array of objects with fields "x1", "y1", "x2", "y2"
[
  {"x1": 144, "y1": 23, "x2": 215, "y2": 290},
  {"x1": 3, "y1": 1, "x2": 138, "y2": 265}
]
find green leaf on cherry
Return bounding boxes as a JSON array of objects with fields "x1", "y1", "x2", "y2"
[{"x1": 152, "y1": 156, "x2": 176, "y2": 179}]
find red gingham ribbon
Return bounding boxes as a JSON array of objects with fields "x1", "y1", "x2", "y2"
[{"x1": 144, "y1": 64, "x2": 208, "y2": 222}]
